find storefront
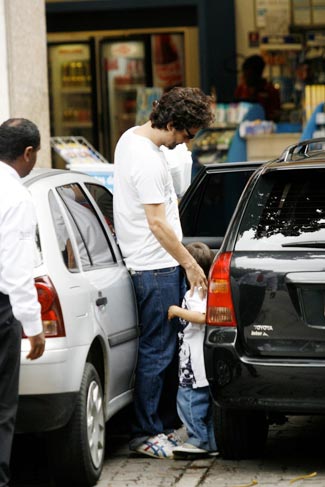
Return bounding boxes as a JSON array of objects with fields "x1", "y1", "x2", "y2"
[
  {"x1": 46, "y1": 0, "x2": 237, "y2": 164},
  {"x1": 47, "y1": 27, "x2": 200, "y2": 161}
]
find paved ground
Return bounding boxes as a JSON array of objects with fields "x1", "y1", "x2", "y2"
[{"x1": 11, "y1": 414, "x2": 325, "y2": 487}]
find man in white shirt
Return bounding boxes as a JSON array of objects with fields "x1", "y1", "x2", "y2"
[
  {"x1": 113, "y1": 87, "x2": 214, "y2": 458},
  {"x1": 0, "y1": 118, "x2": 45, "y2": 486}
]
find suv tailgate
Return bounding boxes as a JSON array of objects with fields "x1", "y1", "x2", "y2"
[{"x1": 231, "y1": 166, "x2": 325, "y2": 358}]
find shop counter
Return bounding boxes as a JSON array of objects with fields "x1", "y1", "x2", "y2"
[{"x1": 246, "y1": 133, "x2": 301, "y2": 161}]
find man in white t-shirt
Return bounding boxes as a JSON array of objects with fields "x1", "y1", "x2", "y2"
[{"x1": 113, "y1": 87, "x2": 214, "y2": 459}]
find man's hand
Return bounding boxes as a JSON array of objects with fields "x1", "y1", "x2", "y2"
[
  {"x1": 185, "y1": 261, "x2": 207, "y2": 298},
  {"x1": 26, "y1": 331, "x2": 46, "y2": 360}
]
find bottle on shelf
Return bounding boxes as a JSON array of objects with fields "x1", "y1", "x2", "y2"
[
  {"x1": 61, "y1": 62, "x2": 70, "y2": 87},
  {"x1": 61, "y1": 60, "x2": 91, "y2": 88}
]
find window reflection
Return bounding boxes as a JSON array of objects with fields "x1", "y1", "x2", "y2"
[
  {"x1": 49, "y1": 191, "x2": 79, "y2": 271},
  {"x1": 58, "y1": 184, "x2": 114, "y2": 269},
  {"x1": 50, "y1": 184, "x2": 115, "y2": 271},
  {"x1": 236, "y1": 169, "x2": 325, "y2": 250}
]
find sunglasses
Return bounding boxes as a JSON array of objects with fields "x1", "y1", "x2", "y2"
[{"x1": 184, "y1": 128, "x2": 195, "y2": 140}]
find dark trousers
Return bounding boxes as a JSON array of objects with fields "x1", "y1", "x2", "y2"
[{"x1": 0, "y1": 302, "x2": 21, "y2": 487}]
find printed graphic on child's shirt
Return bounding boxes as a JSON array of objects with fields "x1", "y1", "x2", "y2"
[{"x1": 178, "y1": 332, "x2": 196, "y2": 387}]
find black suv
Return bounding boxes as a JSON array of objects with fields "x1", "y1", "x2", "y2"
[{"x1": 204, "y1": 138, "x2": 325, "y2": 459}]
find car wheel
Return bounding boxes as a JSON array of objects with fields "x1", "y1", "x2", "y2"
[
  {"x1": 214, "y1": 405, "x2": 268, "y2": 459},
  {"x1": 47, "y1": 362, "x2": 105, "y2": 486}
]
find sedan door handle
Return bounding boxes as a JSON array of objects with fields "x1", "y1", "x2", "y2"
[{"x1": 96, "y1": 296, "x2": 107, "y2": 306}]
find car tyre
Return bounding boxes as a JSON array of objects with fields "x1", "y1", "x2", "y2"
[
  {"x1": 47, "y1": 362, "x2": 105, "y2": 486},
  {"x1": 214, "y1": 405, "x2": 268, "y2": 459}
]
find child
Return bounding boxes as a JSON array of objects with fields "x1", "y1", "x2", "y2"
[{"x1": 168, "y1": 242, "x2": 218, "y2": 457}]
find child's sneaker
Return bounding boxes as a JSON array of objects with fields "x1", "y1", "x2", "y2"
[
  {"x1": 173, "y1": 442, "x2": 220, "y2": 458},
  {"x1": 135, "y1": 433, "x2": 174, "y2": 459},
  {"x1": 166, "y1": 430, "x2": 183, "y2": 447},
  {"x1": 173, "y1": 442, "x2": 208, "y2": 456},
  {"x1": 208, "y1": 450, "x2": 220, "y2": 457}
]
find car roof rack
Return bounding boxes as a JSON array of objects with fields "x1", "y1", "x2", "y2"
[{"x1": 278, "y1": 137, "x2": 325, "y2": 162}]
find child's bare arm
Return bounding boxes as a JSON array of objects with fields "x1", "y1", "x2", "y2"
[{"x1": 168, "y1": 305, "x2": 206, "y2": 325}]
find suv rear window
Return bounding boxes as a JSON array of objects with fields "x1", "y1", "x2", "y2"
[
  {"x1": 182, "y1": 170, "x2": 254, "y2": 237},
  {"x1": 236, "y1": 168, "x2": 325, "y2": 251}
]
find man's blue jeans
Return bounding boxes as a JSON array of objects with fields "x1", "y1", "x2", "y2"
[
  {"x1": 130, "y1": 265, "x2": 186, "y2": 448},
  {"x1": 177, "y1": 386, "x2": 217, "y2": 452}
]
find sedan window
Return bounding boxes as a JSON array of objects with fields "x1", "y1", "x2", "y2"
[
  {"x1": 56, "y1": 184, "x2": 115, "y2": 270},
  {"x1": 85, "y1": 183, "x2": 114, "y2": 235},
  {"x1": 49, "y1": 192, "x2": 80, "y2": 271}
]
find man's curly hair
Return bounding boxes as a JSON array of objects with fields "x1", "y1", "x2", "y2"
[{"x1": 149, "y1": 87, "x2": 215, "y2": 131}]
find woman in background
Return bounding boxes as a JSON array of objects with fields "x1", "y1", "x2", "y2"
[{"x1": 234, "y1": 54, "x2": 281, "y2": 122}]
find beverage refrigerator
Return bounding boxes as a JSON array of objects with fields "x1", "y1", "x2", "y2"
[
  {"x1": 48, "y1": 42, "x2": 97, "y2": 149},
  {"x1": 100, "y1": 33, "x2": 185, "y2": 158},
  {"x1": 47, "y1": 31, "x2": 192, "y2": 164}
]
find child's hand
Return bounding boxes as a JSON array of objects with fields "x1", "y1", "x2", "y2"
[{"x1": 168, "y1": 305, "x2": 177, "y2": 320}]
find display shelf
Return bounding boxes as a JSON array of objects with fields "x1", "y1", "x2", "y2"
[
  {"x1": 260, "y1": 34, "x2": 303, "y2": 51},
  {"x1": 246, "y1": 132, "x2": 301, "y2": 161},
  {"x1": 192, "y1": 127, "x2": 235, "y2": 154},
  {"x1": 260, "y1": 42, "x2": 303, "y2": 50},
  {"x1": 48, "y1": 43, "x2": 95, "y2": 148},
  {"x1": 192, "y1": 148, "x2": 228, "y2": 166},
  {"x1": 116, "y1": 113, "x2": 136, "y2": 120},
  {"x1": 191, "y1": 127, "x2": 236, "y2": 167},
  {"x1": 61, "y1": 87, "x2": 92, "y2": 94},
  {"x1": 50, "y1": 136, "x2": 109, "y2": 165},
  {"x1": 116, "y1": 113, "x2": 136, "y2": 125},
  {"x1": 112, "y1": 83, "x2": 142, "y2": 137},
  {"x1": 62, "y1": 121, "x2": 92, "y2": 128},
  {"x1": 114, "y1": 84, "x2": 144, "y2": 92},
  {"x1": 213, "y1": 123, "x2": 238, "y2": 130}
]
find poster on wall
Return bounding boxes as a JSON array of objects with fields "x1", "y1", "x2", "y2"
[
  {"x1": 256, "y1": 0, "x2": 290, "y2": 34},
  {"x1": 256, "y1": 0, "x2": 268, "y2": 28}
]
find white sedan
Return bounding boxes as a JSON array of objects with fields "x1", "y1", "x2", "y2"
[{"x1": 17, "y1": 168, "x2": 139, "y2": 487}]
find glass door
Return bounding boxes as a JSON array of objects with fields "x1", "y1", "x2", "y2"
[
  {"x1": 151, "y1": 33, "x2": 185, "y2": 89},
  {"x1": 101, "y1": 39, "x2": 148, "y2": 158},
  {"x1": 48, "y1": 43, "x2": 95, "y2": 150}
]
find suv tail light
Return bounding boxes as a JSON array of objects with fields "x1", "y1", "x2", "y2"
[
  {"x1": 207, "y1": 251, "x2": 237, "y2": 327},
  {"x1": 22, "y1": 276, "x2": 66, "y2": 338}
]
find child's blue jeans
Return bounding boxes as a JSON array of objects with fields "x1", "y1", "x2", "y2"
[{"x1": 177, "y1": 385, "x2": 217, "y2": 451}]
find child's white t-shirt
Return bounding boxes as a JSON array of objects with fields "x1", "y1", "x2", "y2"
[{"x1": 178, "y1": 288, "x2": 209, "y2": 389}]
